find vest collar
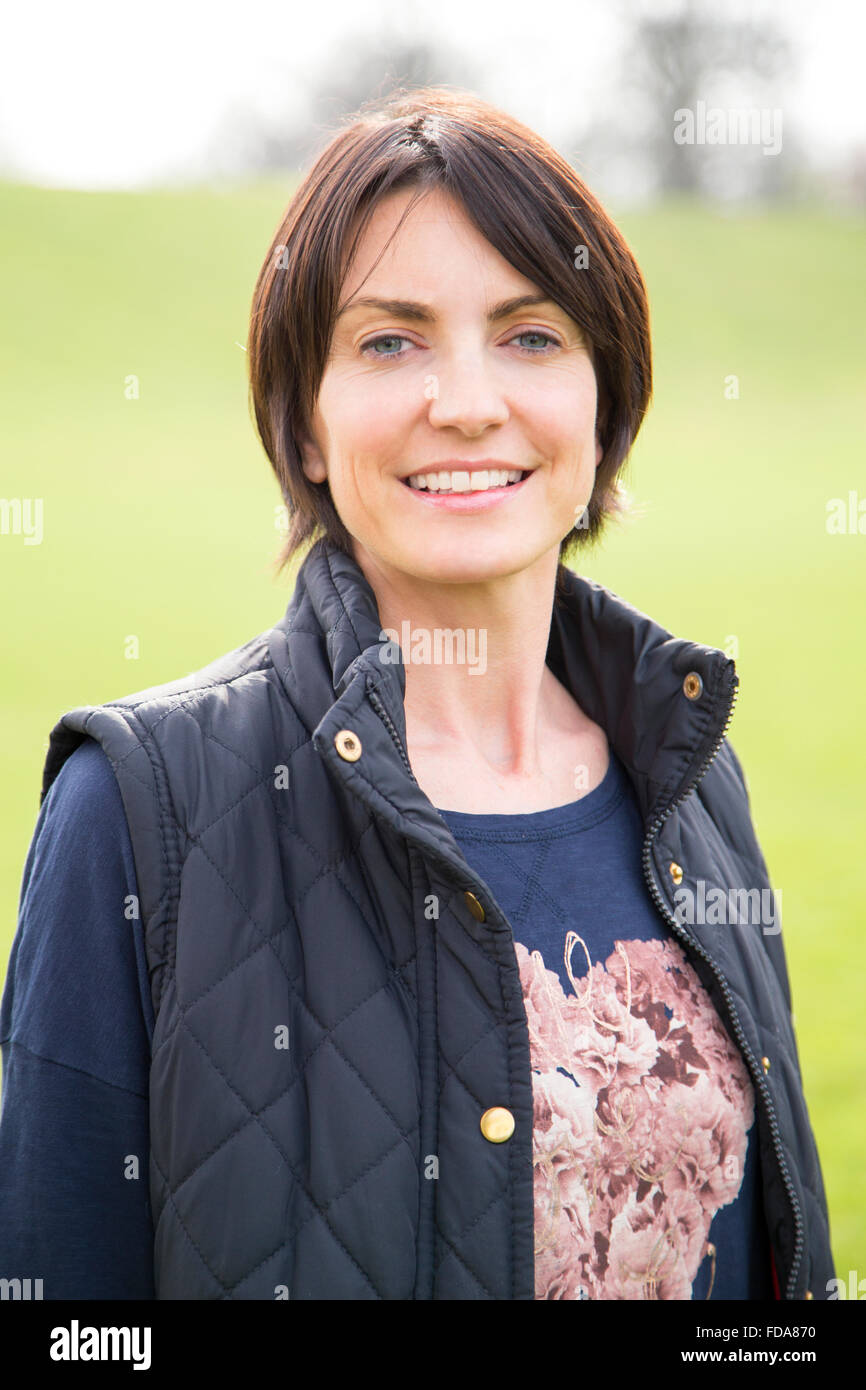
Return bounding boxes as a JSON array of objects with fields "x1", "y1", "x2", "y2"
[{"x1": 267, "y1": 538, "x2": 737, "y2": 851}]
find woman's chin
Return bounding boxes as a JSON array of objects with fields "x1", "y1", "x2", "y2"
[{"x1": 387, "y1": 543, "x2": 540, "y2": 588}]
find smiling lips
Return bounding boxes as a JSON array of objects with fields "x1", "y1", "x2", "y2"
[{"x1": 404, "y1": 467, "x2": 526, "y2": 494}]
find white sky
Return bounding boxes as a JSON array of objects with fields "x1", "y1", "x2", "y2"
[{"x1": 0, "y1": 0, "x2": 862, "y2": 190}]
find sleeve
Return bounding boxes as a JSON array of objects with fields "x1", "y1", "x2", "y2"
[{"x1": 0, "y1": 738, "x2": 156, "y2": 1299}]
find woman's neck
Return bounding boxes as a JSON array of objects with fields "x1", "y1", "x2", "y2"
[{"x1": 353, "y1": 542, "x2": 593, "y2": 784}]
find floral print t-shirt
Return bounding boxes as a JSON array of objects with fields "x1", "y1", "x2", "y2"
[{"x1": 436, "y1": 748, "x2": 775, "y2": 1301}]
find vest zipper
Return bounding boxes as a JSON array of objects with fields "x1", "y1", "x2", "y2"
[{"x1": 640, "y1": 668, "x2": 805, "y2": 1301}]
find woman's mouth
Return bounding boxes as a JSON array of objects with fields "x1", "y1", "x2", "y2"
[
  {"x1": 399, "y1": 467, "x2": 532, "y2": 510},
  {"x1": 403, "y1": 467, "x2": 527, "y2": 494}
]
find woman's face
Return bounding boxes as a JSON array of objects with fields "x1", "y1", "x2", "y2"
[{"x1": 299, "y1": 185, "x2": 602, "y2": 589}]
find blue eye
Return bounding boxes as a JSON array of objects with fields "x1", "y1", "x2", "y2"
[
  {"x1": 361, "y1": 334, "x2": 413, "y2": 358},
  {"x1": 360, "y1": 329, "x2": 562, "y2": 359},
  {"x1": 510, "y1": 330, "x2": 560, "y2": 354}
]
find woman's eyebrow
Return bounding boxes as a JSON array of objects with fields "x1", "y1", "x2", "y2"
[{"x1": 335, "y1": 292, "x2": 561, "y2": 325}]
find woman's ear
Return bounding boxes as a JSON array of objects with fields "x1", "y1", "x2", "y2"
[
  {"x1": 595, "y1": 436, "x2": 603, "y2": 468},
  {"x1": 297, "y1": 428, "x2": 328, "y2": 485}
]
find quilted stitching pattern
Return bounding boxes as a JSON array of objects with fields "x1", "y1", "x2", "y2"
[
  {"x1": 40, "y1": 539, "x2": 834, "y2": 1300},
  {"x1": 57, "y1": 614, "x2": 530, "y2": 1297},
  {"x1": 141, "y1": 675, "x2": 427, "y2": 1298}
]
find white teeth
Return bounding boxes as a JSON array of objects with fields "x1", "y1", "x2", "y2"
[{"x1": 407, "y1": 468, "x2": 525, "y2": 493}]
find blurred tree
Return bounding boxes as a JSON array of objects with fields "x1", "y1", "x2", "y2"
[
  {"x1": 571, "y1": 0, "x2": 801, "y2": 203},
  {"x1": 202, "y1": 33, "x2": 481, "y2": 180}
]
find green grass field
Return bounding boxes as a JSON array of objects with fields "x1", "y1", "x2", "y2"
[{"x1": 1, "y1": 178, "x2": 863, "y2": 1287}]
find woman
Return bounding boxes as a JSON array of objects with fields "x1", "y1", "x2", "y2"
[{"x1": 0, "y1": 88, "x2": 834, "y2": 1300}]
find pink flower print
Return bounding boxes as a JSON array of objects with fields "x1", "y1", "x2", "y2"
[
  {"x1": 532, "y1": 1069, "x2": 597, "y2": 1254},
  {"x1": 606, "y1": 1189, "x2": 706, "y2": 1300},
  {"x1": 516, "y1": 935, "x2": 756, "y2": 1300},
  {"x1": 661, "y1": 1070, "x2": 753, "y2": 1213}
]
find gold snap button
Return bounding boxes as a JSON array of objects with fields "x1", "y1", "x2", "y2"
[
  {"x1": 334, "y1": 729, "x2": 362, "y2": 762},
  {"x1": 669, "y1": 862, "x2": 683, "y2": 886},
  {"x1": 761, "y1": 1056, "x2": 771, "y2": 1073},
  {"x1": 464, "y1": 891, "x2": 486, "y2": 922},
  {"x1": 683, "y1": 672, "x2": 703, "y2": 700},
  {"x1": 480, "y1": 1107, "x2": 514, "y2": 1143}
]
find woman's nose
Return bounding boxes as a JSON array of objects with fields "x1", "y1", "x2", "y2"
[{"x1": 424, "y1": 350, "x2": 511, "y2": 434}]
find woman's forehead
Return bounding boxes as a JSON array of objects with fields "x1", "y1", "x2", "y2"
[{"x1": 339, "y1": 190, "x2": 547, "y2": 309}]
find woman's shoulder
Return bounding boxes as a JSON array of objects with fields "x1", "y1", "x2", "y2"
[
  {"x1": 5, "y1": 735, "x2": 153, "y2": 1084},
  {"x1": 40, "y1": 617, "x2": 298, "y2": 813},
  {"x1": 49, "y1": 733, "x2": 123, "y2": 806},
  {"x1": 25, "y1": 736, "x2": 133, "y2": 883}
]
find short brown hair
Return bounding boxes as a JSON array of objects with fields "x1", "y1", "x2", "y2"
[{"x1": 247, "y1": 86, "x2": 652, "y2": 581}]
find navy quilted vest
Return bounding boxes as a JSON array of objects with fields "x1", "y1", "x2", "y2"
[{"x1": 40, "y1": 538, "x2": 833, "y2": 1299}]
